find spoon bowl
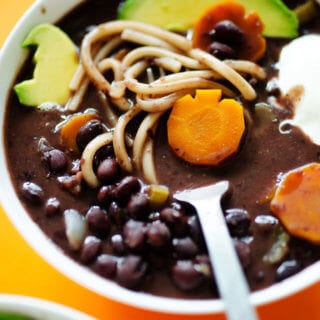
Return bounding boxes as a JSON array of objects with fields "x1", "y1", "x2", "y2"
[{"x1": 174, "y1": 181, "x2": 258, "y2": 320}]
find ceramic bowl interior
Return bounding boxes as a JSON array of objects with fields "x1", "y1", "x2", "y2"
[
  {"x1": 1, "y1": 0, "x2": 320, "y2": 315},
  {"x1": 0, "y1": 294, "x2": 94, "y2": 320}
]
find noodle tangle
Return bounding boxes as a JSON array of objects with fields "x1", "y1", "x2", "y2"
[{"x1": 69, "y1": 20, "x2": 266, "y2": 185}]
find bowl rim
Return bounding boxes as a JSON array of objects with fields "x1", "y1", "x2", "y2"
[
  {"x1": 0, "y1": 0, "x2": 320, "y2": 315},
  {"x1": 0, "y1": 294, "x2": 95, "y2": 319}
]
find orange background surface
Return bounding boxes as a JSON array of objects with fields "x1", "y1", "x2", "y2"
[{"x1": 1, "y1": 1, "x2": 320, "y2": 319}]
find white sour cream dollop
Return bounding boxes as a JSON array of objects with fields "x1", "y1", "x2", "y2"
[{"x1": 277, "y1": 34, "x2": 320, "y2": 144}]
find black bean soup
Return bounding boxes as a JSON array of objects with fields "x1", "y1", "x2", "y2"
[{"x1": 4, "y1": 0, "x2": 320, "y2": 299}]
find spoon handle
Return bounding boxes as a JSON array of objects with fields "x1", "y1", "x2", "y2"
[{"x1": 193, "y1": 196, "x2": 258, "y2": 320}]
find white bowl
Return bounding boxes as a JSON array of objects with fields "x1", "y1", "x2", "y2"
[
  {"x1": 0, "y1": 294, "x2": 95, "y2": 320},
  {"x1": 1, "y1": 0, "x2": 320, "y2": 316}
]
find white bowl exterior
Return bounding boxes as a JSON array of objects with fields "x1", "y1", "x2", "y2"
[
  {"x1": 0, "y1": 294, "x2": 95, "y2": 320},
  {"x1": 0, "y1": 0, "x2": 320, "y2": 315}
]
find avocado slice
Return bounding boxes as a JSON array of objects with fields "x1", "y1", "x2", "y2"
[
  {"x1": 14, "y1": 24, "x2": 79, "y2": 107},
  {"x1": 118, "y1": 0, "x2": 299, "y2": 38}
]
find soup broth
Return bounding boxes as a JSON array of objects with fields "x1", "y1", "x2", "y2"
[{"x1": 4, "y1": 0, "x2": 320, "y2": 299}]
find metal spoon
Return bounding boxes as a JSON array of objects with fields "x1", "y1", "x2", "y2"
[{"x1": 174, "y1": 181, "x2": 258, "y2": 320}]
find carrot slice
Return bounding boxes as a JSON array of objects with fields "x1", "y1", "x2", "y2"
[
  {"x1": 167, "y1": 89, "x2": 245, "y2": 166},
  {"x1": 270, "y1": 163, "x2": 320, "y2": 244},
  {"x1": 60, "y1": 112, "x2": 99, "y2": 152},
  {"x1": 192, "y1": 0, "x2": 266, "y2": 62}
]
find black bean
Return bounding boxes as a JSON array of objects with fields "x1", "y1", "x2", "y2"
[
  {"x1": 146, "y1": 221, "x2": 171, "y2": 248},
  {"x1": 116, "y1": 255, "x2": 148, "y2": 288},
  {"x1": 208, "y1": 41, "x2": 236, "y2": 60},
  {"x1": 93, "y1": 253, "x2": 118, "y2": 278},
  {"x1": 173, "y1": 237, "x2": 198, "y2": 258},
  {"x1": 113, "y1": 176, "x2": 141, "y2": 204},
  {"x1": 45, "y1": 197, "x2": 61, "y2": 216},
  {"x1": 76, "y1": 119, "x2": 104, "y2": 150},
  {"x1": 108, "y1": 201, "x2": 126, "y2": 225},
  {"x1": 172, "y1": 260, "x2": 203, "y2": 291},
  {"x1": 96, "y1": 158, "x2": 120, "y2": 184},
  {"x1": 276, "y1": 259, "x2": 301, "y2": 282},
  {"x1": 110, "y1": 233, "x2": 126, "y2": 255},
  {"x1": 126, "y1": 192, "x2": 149, "y2": 220},
  {"x1": 160, "y1": 207, "x2": 188, "y2": 237},
  {"x1": 225, "y1": 208, "x2": 251, "y2": 237},
  {"x1": 254, "y1": 215, "x2": 279, "y2": 233},
  {"x1": 123, "y1": 219, "x2": 146, "y2": 251},
  {"x1": 210, "y1": 20, "x2": 244, "y2": 46},
  {"x1": 21, "y1": 181, "x2": 44, "y2": 204},
  {"x1": 86, "y1": 205, "x2": 110, "y2": 237},
  {"x1": 80, "y1": 235, "x2": 103, "y2": 264},
  {"x1": 234, "y1": 239, "x2": 251, "y2": 269},
  {"x1": 170, "y1": 201, "x2": 186, "y2": 214},
  {"x1": 148, "y1": 211, "x2": 161, "y2": 222},
  {"x1": 43, "y1": 149, "x2": 67, "y2": 174},
  {"x1": 187, "y1": 215, "x2": 202, "y2": 242},
  {"x1": 160, "y1": 207, "x2": 181, "y2": 223},
  {"x1": 94, "y1": 144, "x2": 114, "y2": 163},
  {"x1": 97, "y1": 185, "x2": 114, "y2": 205}
]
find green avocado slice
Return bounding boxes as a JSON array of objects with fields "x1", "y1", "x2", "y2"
[
  {"x1": 14, "y1": 24, "x2": 79, "y2": 107},
  {"x1": 118, "y1": 0, "x2": 299, "y2": 38}
]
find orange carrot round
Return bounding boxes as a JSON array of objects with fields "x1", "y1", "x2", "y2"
[
  {"x1": 167, "y1": 89, "x2": 245, "y2": 166},
  {"x1": 60, "y1": 112, "x2": 99, "y2": 152},
  {"x1": 192, "y1": 0, "x2": 266, "y2": 62},
  {"x1": 270, "y1": 163, "x2": 320, "y2": 244}
]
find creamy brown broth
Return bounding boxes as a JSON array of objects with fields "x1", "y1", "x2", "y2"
[{"x1": 5, "y1": 0, "x2": 320, "y2": 298}]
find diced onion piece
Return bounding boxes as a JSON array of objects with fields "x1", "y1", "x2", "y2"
[
  {"x1": 64, "y1": 209, "x2": 87, "y2": 250},
  {"x1": 263, "y1": 226, "x2": 290, "y2": 264}
]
